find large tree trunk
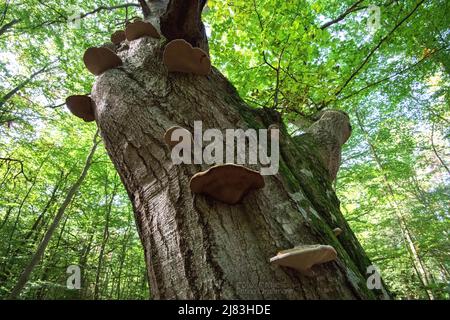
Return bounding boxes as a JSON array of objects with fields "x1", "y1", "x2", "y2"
[{"x1": 91, "y1": 0, "x2": 390, "y2": 300}]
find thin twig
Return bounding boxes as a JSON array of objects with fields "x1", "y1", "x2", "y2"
[
  {"x1": 431, "y1": 123, "x2": 450, "y2": 176},
  {"x1": 0, "y1": 157, "x2": 30, "y2": 181},
  {"x1": 320, "y1": 0, "x2": 365, "y2": 29},
  {"x1": 339, "y1": 44, "x2": 448, "y2": 101},
  {"x1": 335, "y1": 0, "x2": 427, "y2": 98}
]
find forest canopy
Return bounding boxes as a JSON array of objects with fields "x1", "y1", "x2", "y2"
[{"x1": 0, "y1": 0, "x2": 449, "y2": 299}]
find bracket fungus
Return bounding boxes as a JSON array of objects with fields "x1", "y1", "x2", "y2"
[
  {"x1": 164, "y1": 126, "x2": 192, "y2": 148},
  {"x1": 163, "y1": 39, "x2": 211, "y2": 76},
  {"x1": 111, "y1": 30, "x2": 126, "y2": 45},
  {"x1": 270, "y1": 244, "x2": 337, "y2": 276},
  {"x1": 333, "y1": 228, "x2": 343, "y2": 236},
  {"x1": 190, "y1": 164, "x2": 265, "y2": 205},
  {"x1": 83, "y1": 47, "x2": 123, "y2": 76},
  {"x1": 65, "y1": 95, "x2": 95, "y2": 122},
  {"x1": 125, "y1": 20, "x2": 160, "y2": 41}
]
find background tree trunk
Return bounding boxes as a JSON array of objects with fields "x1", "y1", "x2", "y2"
[
  {"x1": 93, "y1": 178, "x2": 116, "y2": 300},
  {"x1": 91, "y1": 1, "x2": 390, "y2": 300},
  {"x1": 116, "y1": 223, "x2": 132, "y2": 299},
  {"x1": 8, "y1": 132, "x2": 99, "y2": 299},
  {"x1": 355, "y1": 110, "x2": 434, "y2": 299}
]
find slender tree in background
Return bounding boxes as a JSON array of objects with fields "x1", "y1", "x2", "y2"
[
  {"x1": 93, "y1": 178, "x2": 117, "y2": 300},
  {"x1": 355, "y1": 110, "x2": 434, "y2": 300},
  {"x1": 8, "y1": 132, "x2": 100, "y2": 299}
]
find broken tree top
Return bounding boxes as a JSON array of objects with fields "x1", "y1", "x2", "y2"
[
  {"x1": 270, "y1": 244, "x2": 337, "y2": 275},
  {"x1": 190, "y1": 164, "x2": 265, "y2": 205},
  {"x1": 125, "y1": 20, "x2": 160, "y2": 41}
]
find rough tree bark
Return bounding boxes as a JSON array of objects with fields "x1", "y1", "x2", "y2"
[{"x1": 92, "y1": 0, "x2": 390, "y2": 299}]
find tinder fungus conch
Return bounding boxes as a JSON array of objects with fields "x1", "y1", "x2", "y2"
[
  {"x1": 125, "y1": 20, "x2": 160, "y2": 41},
  {"x1": 333, "y1": 228, "x2": 343, "y2": 236},
  {"x1": 111, "y1": 30, "x2": 126, "y2": 45},
  {"x1": 190, "y1": 164, "x2": 265, "y2": 205},
  {"x1": 163, "y1": 39, "x2": 211, "y2": 76},
  {"x1": 83, "y1": 47, "x2": 123, "y2": 76},
  {"x1": 164, "y1": 126, "x2": 192, "y2": 148},
  {"x1": 65, "y1": 95, "x2": 95, "y2": 122},
  {"x1": 270, "y1": 244, "x2": 337, "y2": 276}
]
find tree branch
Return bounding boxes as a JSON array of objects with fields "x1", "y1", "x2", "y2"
[
  {"x1": 252, "y1": 0, "x2": 264, "y2": 31},
  {"x1": 321, "y1": 0, "x2": 410, "y2": 30},
  {"x1": 74, "y1": 3, "x2": 140, "y2": 21},
  {"x1": 0, "y1": 0, "x2": 10, "y2": 26},
  {"x1": 339, "y1": 45, "x2": 448, "y2": 101},
  {"x1": 0, "y1": 18, "x2": 20, "y2": 36},
  {"x1": 0, "y1": 61, "x2": 57, "y2": 109},
  {"x1": 320, "y1": 0, "x2": 365, "y2": 29},
  {"x1": 137, "y1": 0, "x2": 151, "y2": 18},
  {"x1": 263, "y1": 46, "x2": 287, "y2": 109},
  {"x1": 335, "y1": 0, "x2": 427, "y2": 98},
  {"x1": 431, "y1": 123, "x2": 450, "y2": 176},
  {"x1": 0, "y1": 157, "x2": 29, "y2": 181},
  {"x1": 37, "y1": 0, "x2": 67, "y2": 21},
  {"x1": 11, "y1": 4, "x2": 139, "y2": 34}
]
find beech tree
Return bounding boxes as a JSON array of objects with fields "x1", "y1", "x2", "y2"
[{"x1": 76, "y1": 0, "x2": 391, "y2": 299}]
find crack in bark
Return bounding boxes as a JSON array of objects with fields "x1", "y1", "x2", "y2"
[{"x1": 193, "y1": 196, "x2": 227, "y2": 298}]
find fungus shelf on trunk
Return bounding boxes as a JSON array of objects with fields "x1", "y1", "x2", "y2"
[
  {"x1": 111, "y1": 30, "x2": 126, "y2": 45},
  {"x1": 163, "y1": 39, "x2": 211, "y2": 75},
  {"x1": 189, "y1": 164, "x2": 265, "y2": 205},
  {"x1": 83, "y1": 47, "x2": 123, "y2": 76},
  {"x1": 125, "y1": 20, "x2": 160, "y2": 41},
  {"x1": 65, "y1": 95, "x2": 95, "y2": 122},
  {"x1": 270, "y1": 244, "x2": 337, "y2": 276},
  {"x1": 333, "y1": 228, "x2": 343, "y2": 236}
]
